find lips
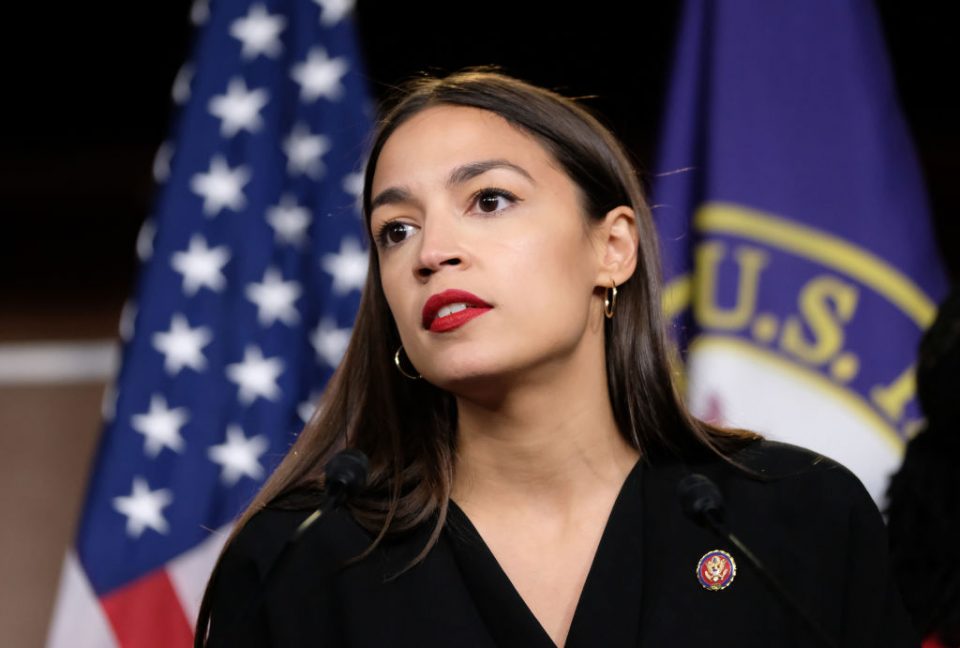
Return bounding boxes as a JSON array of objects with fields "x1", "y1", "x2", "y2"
[{"x1": 421, "y1": 289, "x2": 493, "y2": 333}]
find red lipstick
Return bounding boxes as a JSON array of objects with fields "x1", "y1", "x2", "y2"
[{"x1": 421, "y1": 289, "x2": 493, "y2": 333}]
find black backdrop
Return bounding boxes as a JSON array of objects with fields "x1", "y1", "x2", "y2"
[{"x1": 4, "y1": 1, "x2": 955, "y2": 323}]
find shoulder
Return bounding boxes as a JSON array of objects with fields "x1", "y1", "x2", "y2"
[
  {"x1": 222, "y1": 494, "x2": 372, "y2": 582},
  {"x1": 685, "y1": 439, "x2": 880, "y2": 528},
  {"x1": 719, "y1": 442, "x2": 917, "y2": 645},
  {"x1": 204, "y1": 496, "x2": 375, "y2": 645},
  {"x1": 642, "y1": 442, "x2": 917, "y2": 645},
  {"x1": 202, "y1": 505, "x2": 312, "y2": 646},
  {"x1": 218, "y1": 505, "x2": 312, "y2": 583},
  {"x1": 209, "y1": 498, "x2": 321, "y2": 612},
  {"x1": 717, "y1": 438, "x2": 866, "y2": 489}
]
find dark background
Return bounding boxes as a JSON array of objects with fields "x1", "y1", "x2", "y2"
[{"x1": 3, "y1": 1, "x2": 956, "y2": 336}]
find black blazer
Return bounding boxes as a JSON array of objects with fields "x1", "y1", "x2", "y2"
[{"x1": 204, "y1": 441, "x2": 918, "y2": 647}]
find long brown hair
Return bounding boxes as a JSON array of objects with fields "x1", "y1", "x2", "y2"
[{"x1": 195, "y1": 69, "x2": 757, "y2": 644}]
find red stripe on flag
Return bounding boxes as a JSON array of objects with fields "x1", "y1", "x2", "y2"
[
  {"x1": 922, "y1": 635, "x2": 948, "y2": 648},
  {"x1": 101, "y1": 567, "x2": 194, "y2": 648}
]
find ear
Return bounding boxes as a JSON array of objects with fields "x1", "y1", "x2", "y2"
[{"x1": 593, "y1": 205, "x2": 638, "y2": 286}]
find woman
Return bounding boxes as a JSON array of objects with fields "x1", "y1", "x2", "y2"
[{"x1": 196, "y1": 70, "x2": 916, "y2": 647}]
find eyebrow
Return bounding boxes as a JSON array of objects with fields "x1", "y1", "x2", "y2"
[
  {"x1": 369, "y1": 186, "x2": 413, "y2": 212},
  {"x1": 446, "y1": 159, "x2": 535, "y2": 187},
  {"x1": 369, "y1": 159, "x2": 535, "y2": 212}
]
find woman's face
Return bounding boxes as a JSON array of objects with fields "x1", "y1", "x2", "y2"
[{"x1": 369, "y1": 105, "x2": 608, "y2": 395}]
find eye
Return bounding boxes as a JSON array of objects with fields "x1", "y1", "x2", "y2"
[
  {"x1": 375, "y1": 221, "x2": 419, "y2": 248},
  {"x1": 472, "y1": 188, "x2": 519, "y2": 214}
]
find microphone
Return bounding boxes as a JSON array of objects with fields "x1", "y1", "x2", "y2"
[
  {"x1": 325, "y1": 447, "x2": 370, "y2": 499},
  {"x1": 677, "y1": 473, "x2": 724, "y2": 527},
  {"x1": 677, "y1": 473, "x2": 839, "y2": 648},
  {"x1": 294, "y1": 448, "x2": 369, "y2": 539}
]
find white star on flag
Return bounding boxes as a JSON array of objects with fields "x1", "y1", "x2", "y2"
[
  {"x1": 172, "y1": 63, "x2": 194, "y2": 105},
  {"x1": 266, "y1": 195, "x2": 312, "y2": 246},
  {"x1": 245, "y1": 268, "x2": 303, "y2": 326},
  {"x1": 291, "y1": 47, "x2": 348, "y2": 102},
  {"x1": 298, "y1": 392, "x2": 323, "y2": 423},
  {"x1": 131, "y1": 394, "x2": 189, "y2": 458},
  {"x1": 322, "y1": 237, "x2": 368, "y2": 294},
  {"x1": 208, "y1": 78, "x2": 270, "y2": 137},
  {"x1": 342, "y1": 171, "x2": 363, "y2": 201},
  {"x1": 226, "y1": 345, "x2": 285, "y2": 405},
  {"x1": 208, "y1": 425, "x2": 269, "y2": 486},
  {"x1": 153, "y1": 141, "x2": 174, "y2": 183},
  {"x1": 283, "y1": 123, "x2": 331, "y2": 178},
  {"x1": 101, "y1": 382, "x2": 117, "y2": 423},
  {"x1": 152, "y1": 313, "x2": 212, "y2": 374},
  {"x1": 190, "y1": 0, "x2": 210, "y2": 25},
  {"x1": 230, "y1": 3, "x2": 286, "y2": 59},
  {"x1": 171, "y1": 235, "x2": 231, "y2": 296},
  {"x1": 119, "y1": 301, "x2": 137, "y2": 342},
  {"x1": 112, "y1": 477, "x2": 174, "y2": 538},
  {"x1": 190, "y1": 155, "x2": 251, "y2": 216},
  {"x1": 313, "y1": 0, "x2": 355, "y2": 26},
  {"x1": 311, "y1": 317, "x2": 351, "y2": 368},
  {"x1": 136, "y1": 218, "x2": 156, "y2": 262}
]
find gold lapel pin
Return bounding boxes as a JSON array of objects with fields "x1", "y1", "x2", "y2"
[{"x1": 696, "y1": 549, "x2": 737, "y2": 591}]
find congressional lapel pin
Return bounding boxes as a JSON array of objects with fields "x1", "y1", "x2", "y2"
[{"x1": 696, "y1": 549, "x2": 736, "y2": 591}]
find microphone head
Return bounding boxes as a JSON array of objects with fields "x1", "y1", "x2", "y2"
[
  {"x1": 324, "y1": 448, "x2": 369, "y2": 499},
  {"x1": 677, "y1": 473, "x2": 725, "y2": 527}
]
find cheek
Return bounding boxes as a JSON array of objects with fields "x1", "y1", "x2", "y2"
[
  {"x1": 496, "y1": 229, "x2": 597, "y2": 325},
  {"x1": 377, "y1": 263, "x2": 413, "y2": 338}
]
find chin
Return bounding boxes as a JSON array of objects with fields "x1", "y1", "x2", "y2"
[
  {"x1": 426, "y1": 363, "x2": 494, "y2": 388},
  {"x1": 421, "y1": 353, "x2": 512, "y2": 395}
]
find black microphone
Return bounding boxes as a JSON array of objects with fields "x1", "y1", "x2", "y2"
[
  {"x1": 678, "y1": 473, "x2": 725, "y2": 527},
  {"x1": 677, "y1": 473, "x2": 839, "y2": 648},
  {"x1": 293, "y1": 448, "x2": 369, "y2": 539},
  {"x1": 324, "y1": 447, "x2": 370, "y2": 499}
]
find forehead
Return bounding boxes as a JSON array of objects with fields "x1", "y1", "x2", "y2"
[{"x1": 371, "y1": 105, "x2": 559, "y2": 192}]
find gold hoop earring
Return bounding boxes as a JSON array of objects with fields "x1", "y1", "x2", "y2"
[
  {"x1": 604, "y1": 280, "x2": 618, "y2": 319},
  {"x1": 394, "y1": 345, "x2": 421, "y2": 380}
]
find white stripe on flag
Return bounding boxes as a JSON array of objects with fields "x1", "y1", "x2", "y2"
[
  {"x1": 167, "y1": 526, "x2": 232, "y2": 627},
  {"x1": 45, "y1": 550, "x2": 118, "y2": 648}
]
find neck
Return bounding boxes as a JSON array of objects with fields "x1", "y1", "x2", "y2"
[{"x1": 450, "y1": 351, "x2": 639, "y2": 513}]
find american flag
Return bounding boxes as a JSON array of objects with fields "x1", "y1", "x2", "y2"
[{"x1": 46, "y1": 1, "x2": 371, "y2": 645}]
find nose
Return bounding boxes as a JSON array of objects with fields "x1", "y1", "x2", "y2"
[{"x1": 414, "y1": 216, "x2": 465, "y2": 279}]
